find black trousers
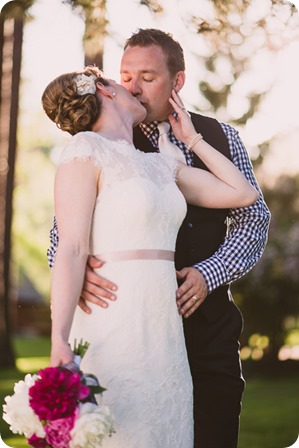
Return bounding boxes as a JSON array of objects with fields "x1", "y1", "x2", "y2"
[{"x1": 183, "y1": 300, "x2": 245, "y2": 448}]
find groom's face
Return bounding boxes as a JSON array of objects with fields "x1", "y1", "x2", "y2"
[{"x1": 120, "y1": 44, "x2": 184, "y2": 123}]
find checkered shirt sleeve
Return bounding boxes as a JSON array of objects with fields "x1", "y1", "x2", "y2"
[
  {"x1": 193, "y1": 123, "x2": 271, "y2": 293},
  {"x1": 47, "y1": 216, "x2": 58, "y2": 268}
]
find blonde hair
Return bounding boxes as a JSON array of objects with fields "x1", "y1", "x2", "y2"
[{"x1": 41, "y1": 66, "x2": 109, "y2": 136}]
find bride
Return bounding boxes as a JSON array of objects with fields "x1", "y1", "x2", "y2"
[{"x1": 42, "y1": 66, "x2": 258, "y2": 447}]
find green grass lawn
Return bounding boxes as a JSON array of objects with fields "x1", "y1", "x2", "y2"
[
  {"x1": 239, "y1": 376, "x2": 299, "y2": 448},
  {"x1": 0, "y1": 336, "x2": 298, "y2": 448}
]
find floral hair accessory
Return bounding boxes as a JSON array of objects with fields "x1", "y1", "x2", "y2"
[{"x1": 75, "y1": 73, "x2": 97, "y2": 96}]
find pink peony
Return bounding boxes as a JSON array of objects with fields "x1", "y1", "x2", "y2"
[
  {"x1": 45, "y1": 415, "x2": 76, "y2": 448},
  {"x1": 29, "y1": 367, "x2": 89, "y2": 421},
  {"x1": 28, "y1": 433, "x2": 48, "y2": 447}
]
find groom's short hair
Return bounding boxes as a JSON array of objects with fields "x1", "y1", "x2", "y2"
[{"x1": 124, "y1": 28, "x2": 185, "y2": 77}]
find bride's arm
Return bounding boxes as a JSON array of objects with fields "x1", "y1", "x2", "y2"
[
  {"x1": 50, "y1": 158, "x2": 99, "y2": 367},
  {"x1": 176, "y1": 139, "x2": 259, "y2": 209},
  {"x1": 168, "y1": 91, "x2": 259, "y2": 209}
]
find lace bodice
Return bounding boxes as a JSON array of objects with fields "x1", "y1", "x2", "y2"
[{"x1": 59, "y1": 132, "x2": 187, "y2": 254}]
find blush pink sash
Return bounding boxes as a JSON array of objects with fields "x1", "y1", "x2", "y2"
[{"x1": 95, "y1": 249, "x2": 175, "y2": 262}]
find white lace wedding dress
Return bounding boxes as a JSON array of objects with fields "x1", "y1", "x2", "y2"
[{"x1": 59, "y1": 132, "x2": 193, "y2": 447}]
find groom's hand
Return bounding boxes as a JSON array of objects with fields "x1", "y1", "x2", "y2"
[
  {"x1": 78, "y1": 255, "x2": 118, "y2": 314},
  {"x1": 176, "y1": 267, "x2": 208, "y2": 318}
]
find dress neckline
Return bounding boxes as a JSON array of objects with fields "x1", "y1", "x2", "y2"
[{"x1": 93, "y1": 132, "x2": 133, "y2": 147}]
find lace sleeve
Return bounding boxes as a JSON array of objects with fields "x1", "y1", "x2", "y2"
[
  {"x1": 159, "y1": 154, "x2": 181, "y2": 182},
  {"x1": 58, "y1": 132, "x2": 102, "y2": 166}
]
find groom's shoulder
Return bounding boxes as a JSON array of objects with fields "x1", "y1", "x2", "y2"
[
  {"x1": 190, "y1": 111, "x2": 227, "y2": 136},
  {"x1": 190, "y1": 111, "x2": 221, "y2": 128},
  {"x1": 189, "y1": 112, "x2": 230, "y2": 156}
]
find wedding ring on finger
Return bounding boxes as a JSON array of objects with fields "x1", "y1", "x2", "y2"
[{"x1": 192, "y1": 295, "x2": 199, "y2": 303}]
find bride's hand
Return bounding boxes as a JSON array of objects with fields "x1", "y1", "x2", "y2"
[
  {"x1": 168, "y1": 90, "x2": 197, "y2": 146},
  {"x1": 50, "y1": 340, "x2": 74, "y2": 367}
]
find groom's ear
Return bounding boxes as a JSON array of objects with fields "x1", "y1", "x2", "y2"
[{"x1": 173, "y1": 71, "x2": 186, "y2": 93}]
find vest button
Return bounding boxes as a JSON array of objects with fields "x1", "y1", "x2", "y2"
[{"x1": 187, "y1": 222, "x2": 193, "y2": 229}]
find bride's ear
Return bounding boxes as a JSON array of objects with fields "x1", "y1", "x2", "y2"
[{"x1": 96, "y1": 82, "x2": 115, "y2": 99}]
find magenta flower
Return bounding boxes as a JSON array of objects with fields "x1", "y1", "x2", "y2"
[
  {"x1": 45, "y1": 415, "x2": 76, "y2": 448},
  {"x1": 29, "y1": 367, "x2": 89, "y2": 421},
  {"x1": 28, "y1": 433, "x2": 48, "y2": 447}
]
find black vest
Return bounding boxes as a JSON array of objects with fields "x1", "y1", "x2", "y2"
[{"x1": 133, "y1": 113, "x2": 232, "y2": 322}]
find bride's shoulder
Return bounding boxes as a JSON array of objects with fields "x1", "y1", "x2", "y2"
[
  {"x1": 58, "y1": 131, "x2": 105, "y2": 165},
  {"x1": 66, "y1": 131, "x2": 100, "y2": 149}
]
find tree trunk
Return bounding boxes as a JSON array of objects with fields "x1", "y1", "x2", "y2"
[
  {"x1": 83, "y1": 1, "x2": 106, "y2": 69},
  {"x1": 0, "y1": 14, "x2": 23, "y2": 368}
]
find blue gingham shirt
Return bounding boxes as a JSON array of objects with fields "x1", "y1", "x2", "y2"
[{"x1": 47, "y1": 120, "x2": 270, "y2": 294}]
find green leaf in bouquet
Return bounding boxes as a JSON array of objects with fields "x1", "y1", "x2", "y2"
[
  {"x1": 72, "y1": 338, "x2": 90, "y2": 358},
  {"x1": 90, "y1": 384, "x2": 107, "y2": 395}
]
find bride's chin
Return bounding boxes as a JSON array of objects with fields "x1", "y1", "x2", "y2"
[{"x1": 133, "y1": 110, "x2": 147, "y2": 127}]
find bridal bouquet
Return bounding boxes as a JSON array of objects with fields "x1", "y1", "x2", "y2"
[{"x1": 2, "y1": 340, "x2": 115, "y2": 448}]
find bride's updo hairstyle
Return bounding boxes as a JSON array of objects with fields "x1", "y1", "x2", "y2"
[{"x1": 42, "y1": 66, "x2": 109, "y2": 136}]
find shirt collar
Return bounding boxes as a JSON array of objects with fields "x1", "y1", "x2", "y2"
[
  {"x1": 139, "y1": 112, "x2": 178, "y2": 138},
  {"x1": 139, "y1": 121, "x2": 158, "y2": 138}
]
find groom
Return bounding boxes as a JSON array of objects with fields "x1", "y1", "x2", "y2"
[{"x1": 48, "y1": 29, "x2": 270, "y2": 447}]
